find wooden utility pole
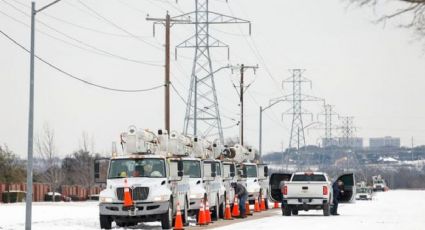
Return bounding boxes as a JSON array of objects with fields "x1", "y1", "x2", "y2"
[
  {"x1": 147, "y1": 13, "x2": 189, "y2": 133},
  {"x1": 231, "y1": 64, "x2": 258, "y2": 146}
]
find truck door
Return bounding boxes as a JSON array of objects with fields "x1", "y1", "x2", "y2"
[
  {"x1": 336, "y1": 173, "x2": 356, "y2": 203},
  {"x1": 268, "y1": 173, "x2": 292, "y2": 202}
]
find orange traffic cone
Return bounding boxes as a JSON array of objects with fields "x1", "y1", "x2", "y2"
[
  {"x1": 205, "y1": 200, "x2": 212, "y2": 224},
  {"x1": 232, "y1": 196, "x2": 240, "y2": 217},
  {"x1": 123, "y1": 179, "x2": 133, "y2": 207},
  {"x1": 260, "y1": 198, "x2": 266, "y2": 211},
  {"x1": 254, "y1": 198, "x2": 261, "y2": 212},
  {"x1": 245, "y1": 200, "x2": 252, "y2": 216},
  {"x1": 197, "y1": 199, "x2": 207, "y2": 225},
  {"x1": 174, "y1": 202, "x2": 184, "y2": 230},
  {"x1": 274, "y1": 201, "x2": 279, "y2": 209},
  {"x1": 224, "y1": 199, "x2": 233, "y2": 220}
]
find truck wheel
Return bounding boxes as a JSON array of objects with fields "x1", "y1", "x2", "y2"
[
  {"x1": 219, "y1": 197, "x2": 225, "y2": 219},
  {"x1": 161, "y1": 200, "x2": 173, "y2": 229},
  {"x1": 291, "y1": 209, "x2": 298, "y2": 215},
  {"x1": 283, "y1": 205, "x2": 292, "y2": 216},
  {"x1": 264, "y1": 191, "x2": 270, "y2": 210},
  {"x1": 99, "y1": 215, "x2": 111, "y2": 229},
  {"x1": 323, "y1": 203, "x2": 330, "y2": 216},
  {"x1": 183, "y1": 198, "x2": 189, "y2": 226},
  {"x1": 211, "y1": 196, "x2": 220, "y2": 221}
]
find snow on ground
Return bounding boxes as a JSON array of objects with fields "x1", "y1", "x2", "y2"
[
  {"x1": 216, "y1": 190, "x2": 425, "y2": 230},
  {"x1": 0, "y1": 190, "x2": 424, "y2": 230}
]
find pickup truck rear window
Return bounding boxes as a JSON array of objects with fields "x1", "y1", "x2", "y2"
[{"x1": 292, "y1": 174, "x2": 326, "y2": 182}]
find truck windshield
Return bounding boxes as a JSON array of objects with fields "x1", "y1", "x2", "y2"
[
  {"x1": 183, "y1": 160, "x2": 201, "y2": 178},
  {"x1": 292, "y1": 174, "x2": 326, "y2": 182},
  {"x1": 108, "y1": 158, "x2": 165, "y2": 179},
  {"x1": 245, "y1": 165, "x2": 257, "y2": 178}
]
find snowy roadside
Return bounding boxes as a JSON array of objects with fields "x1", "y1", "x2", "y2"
[
  {"x1": 214, "y1": 190, "x2": 425, "y2": 230},
  {"x1": 1, "y1": 190, "x2": 424, "y2": 230}
]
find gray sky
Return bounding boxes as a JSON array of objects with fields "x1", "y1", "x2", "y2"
[{"x1": 1, "y1": 0, "x2": 425, "y2": 157}]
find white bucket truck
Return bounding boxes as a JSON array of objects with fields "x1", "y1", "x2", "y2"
[
  {"x1": 96, "y1": 126, "x2": 190, "y2": 229},
  {"x1": 231, "y1": 144, "x2": 263, "y2": 205}
]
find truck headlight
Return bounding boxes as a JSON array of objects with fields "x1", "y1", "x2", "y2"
[
  {"x1": 153, "y1": 195, "x2": 169, "y2": 202},
  {"x1": 190, "y1": 193, "x2": 204, "y2": 199},
  {"x1": 100, "y1": 197, "x2": 113, "y2": 203}
]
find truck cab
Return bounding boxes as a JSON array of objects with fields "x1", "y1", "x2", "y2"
[
  {"x1": 96, "y1": 127, "x2": 190, "y2": 229},
  {"x1": 202, "y1": 159, "x2": 226, "y2": 220},
  {"x1": 221, "y1": 161, "x2": 237, "y2": 210},
  {"x1": 258, "y1": 164, "x2": 270, "y2": 208},
  {"x1": 238, "y1": 162, "x2": 261, "y2": 204}
]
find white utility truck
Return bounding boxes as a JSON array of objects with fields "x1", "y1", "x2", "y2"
[
  {"x1": 268, "y1": 172, "x2": 355, "y2": 216},
  {"x1": 231, "y1": 144, "x2": 262, "y2": 205},
  {"x1": 372, "y1": 175, "x2": 387, "y2": 192},
  {"x1": 95, "y1": 127, "x2": 190, "y2": 229},
  {"x1": 188, "y1": 136, "x2": 225, "y2": 221}
]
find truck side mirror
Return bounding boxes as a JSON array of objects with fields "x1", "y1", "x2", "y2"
[
  {"x1": 94, "y1": 158, "x2": 109, "y2": 184},
  {"x1": 238, "y1": 169, "x2": 245, "y2": 178},
  {"x1": 211, "y1": 163, "x2": 217, "y2": 178},
  {"x1": 177, "y1": 160, "x2": 184, "y2": 177},
  {"x1": 230, "y1": 164, "x2": 235, "y2": 177},
  {"x1": 94, "y1": 160, "x2": 100, "y2": 180},
  {"x1": 264, "y1": 166, "x2": 269, "y2": 177}
]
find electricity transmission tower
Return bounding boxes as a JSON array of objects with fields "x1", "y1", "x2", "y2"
[
  {"x1": 339, "y1": 116, "x2": 356, "y2": 147},
  {"x1": 318, "y1": 104, "x2": 338, "y2": 147},
  {"x1": 173, "y1": 0, "x2": 251, "y2": 143},
  {"x1": 271, "y1": 69, "x2": 323, "y2": 150}
]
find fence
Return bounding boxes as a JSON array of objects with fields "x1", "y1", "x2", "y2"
[{"x1": 0, "y1": 183, "x2": 102, "y2": 203}]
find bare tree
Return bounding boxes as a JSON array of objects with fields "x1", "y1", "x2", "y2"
[
  {"x1": 36, "y1": 124, "x2": 64, "y2": 201},
  {"x1": 0, "y1": 145, "x2": 25, "y2": 202},
  {"x1": 350, "y1": 0, "x2": 425, "y2": 42}
]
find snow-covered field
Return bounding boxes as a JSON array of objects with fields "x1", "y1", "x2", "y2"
[
  {"x1": 0, "y1": 190, "x2": 424, "y2": 230},
  {"x1": 216, "y1": 190, "x2": 425, "y2": 230}
]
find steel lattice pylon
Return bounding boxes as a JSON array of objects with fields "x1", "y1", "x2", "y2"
[
  {"x1": 174, "y1": 0, "x2": 250, "y2": 142},
  {"x1": 270, "y1": 69, "x2": 323, "y2": 150}
]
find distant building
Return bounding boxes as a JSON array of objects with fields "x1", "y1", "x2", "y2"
[
  {"x1": 322, "y1": 138, "x2": 339, "y2": 147},
  {"x1": 338, "y1": 137, "x2": 363, "y2": 148},
  {"x1": 321, "y1": 137, "x2": 363, "y2": 148},
  {"x1": 369, "y1": 136, "x2": 400, "y2": 148}
]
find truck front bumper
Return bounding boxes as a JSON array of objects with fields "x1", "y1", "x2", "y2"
[
  {"x1": 247, "y1": 191, "x2": 260, "y2": 202},
  {"x1": 189, "y1": 198, "x2": 203, "y2": 210},
  {"x1": 99, "y1": 201, "x2": 169, "y2": 217}
]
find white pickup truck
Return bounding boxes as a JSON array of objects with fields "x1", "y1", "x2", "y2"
[{"x1": 269, "y1": 172, "x2": 355, "y2": 216}]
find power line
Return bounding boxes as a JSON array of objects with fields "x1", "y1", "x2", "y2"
[
  {"x1": 0, "y1": 29, "x2": 165, "y2": 93},
  {"x1": 9, "y1": 0, "x2": 153, "y2": 38},
  {"x1": 77, "y1": 0, "x2": 164, "y2": 51},
  {"x1": 1, "y1": 0, "x2": 163, "y2": 67}
]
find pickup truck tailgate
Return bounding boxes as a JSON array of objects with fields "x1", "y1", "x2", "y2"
[{"x1": 285, "y1": 182, "x2": 328, "y2": 198}]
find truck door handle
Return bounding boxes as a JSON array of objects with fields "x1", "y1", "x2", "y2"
[{"x1": 302, "y1": 186, "x2": 308, "y2": 190}]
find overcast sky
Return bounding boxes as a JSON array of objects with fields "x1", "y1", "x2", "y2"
[{"x1": 1, "y1": 0, "x2": 425, "y2": 158}]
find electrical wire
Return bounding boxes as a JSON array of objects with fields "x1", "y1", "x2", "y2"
[
  {"x1": 9, "y1": 0, "x2": 153, "y2": 39},
  {"x1": 0, "y1": 29, "x2": 165, "y2": 93},
  {"x1": 1, "y1": 0, "x2": 163, "y2": 67},
  {"x1": 77, "y1": 0, "x2": 164, "y2": 51}
]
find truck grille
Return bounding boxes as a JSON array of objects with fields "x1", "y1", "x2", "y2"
[{"x1": 116, "y1": 187, "x2": 149, "y2": 201}]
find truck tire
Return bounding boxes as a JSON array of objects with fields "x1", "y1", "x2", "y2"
[
  {"x1": 264, "y1": 191, "x2": 270, "y2": 210},
  {"x1": 291, "y1": 209, "x2": 298, "y2": 215},
  {"x1": 161, "y1": 200, "x2": 173, "y2": 229},
  {"x1": 283, "y1": 205, "x2": 292, "y2": 216},
  {"x1": 211, "y1": 196, "x2": 220, "y2": 221},
  {"x1": 99, "y1": 215, "x2": 111, "y2": 229},
  {"x1": 323, "y1": 203, "x2": 330, "y2": 216},
  {"x1": 183, "y1": 198, "x2": 189, "y2": 226},
  {"x1": 219, "y1": 196, "x2": 225, "y2": 219}
]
